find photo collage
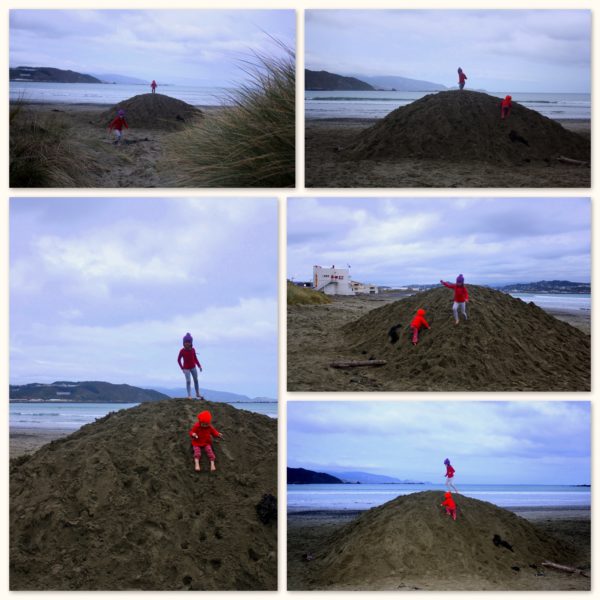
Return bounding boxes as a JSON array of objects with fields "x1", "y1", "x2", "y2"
[{"x1": 3, "y1": 3, "x2": 595, "y2": 597}]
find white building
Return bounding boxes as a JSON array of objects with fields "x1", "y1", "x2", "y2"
[
  {"x1": 351, "y1": 280, "x2": 379, "y2": 295},
  {"x1": 313, "y1": 265, "x2": 354, "y2": 295}
]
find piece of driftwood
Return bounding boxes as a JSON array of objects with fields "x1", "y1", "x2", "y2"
[
  {"x1": 330, "y1": 359, "x2": 387, "y2": 368},
  {"x1": 541, "y1": 561, "x2": 589, "y2": 577},
  {"x1": 557, "y1": 155, "x2": 589, "y2": 166}
]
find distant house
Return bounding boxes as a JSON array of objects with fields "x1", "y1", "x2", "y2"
[
  {"x1": 351, "y1": 280, "x2": 379, "y2": 295},
  {"x1": 313, "y1": 265, "x2": 354, "y2": 295}
]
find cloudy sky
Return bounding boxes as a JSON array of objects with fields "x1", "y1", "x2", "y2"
[
  {"x1": 288, "y1": 402, "x2": 590, "y2": 485},
  {"x1": 306, "y1": 10, "x2": 590, "y2": 92},
  {"x1": 10, "y1": 10, "x2": 295, "y2": 86},
  {"x1": 10, "y1": 197, "x2": 277, "y2": 398},
  {"x1": 287, "y1": 197, "x2": 590, "y2": 286}
]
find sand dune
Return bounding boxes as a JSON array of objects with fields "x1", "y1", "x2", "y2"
[{"x1": 10, "y1": 399, "x2": 277, "y2": 590}]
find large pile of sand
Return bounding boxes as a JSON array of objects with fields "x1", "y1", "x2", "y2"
[
  {"x1": 346, "y1": 91, "x2": 590, "y2": 164},
  {"x1": 10, "y1": 399, "x2": 277, "y2": 590},
  {"x1": 100, "y1": 93, "x2": 202, "y2": 130},
  {"x1": 310, "y1": 492, "x2": 581, "y2": 589},
  {"x1": 342, "y1": 286, "x2": 589, "y2": 391}
]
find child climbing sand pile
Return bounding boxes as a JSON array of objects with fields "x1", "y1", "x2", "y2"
[
  {"x1": 444, "y1": 457, "x2": 459, "y2": 493},
  {"x1": 441, "y1": 491, "x2": 457, "y2": 521},
  {"x1": 440, "y1": 274, "x2": 469, "y2": 325},
  {"x1": 410, "y1": 308, "x2": 430, "y2": 345},
  {"x1": 189, "y1": 410, "x2": 223, "y2": 472}
]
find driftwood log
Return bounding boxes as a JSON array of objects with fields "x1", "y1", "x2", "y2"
[
  {"x1": 330, "y1": 359, "x2": 387, "y2": 369},
  {"x1": 541, "y1": 561, "x2": 589, "y2": 577},
  {"x1": 557, "y1": 155, "x2": 589, "y2": 166}
]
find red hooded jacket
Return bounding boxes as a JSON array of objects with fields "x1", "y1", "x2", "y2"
[
  {"x1": 189, "y1": 422, "x2": 221, "y2": 447},
  {"x1": 441, "y1": 493, "x2": 456, "y2": 510},
  {"x1": 108, "y1": 116, "x2": 128, "y2": 131},
  {"x1": 445, "y1": 464, "x2": 455, "y2": 478},
  {"x1": 458, "y1": 71, "x2": 467, "y2": 84},
  {"x1": 441, "y1": 281, "x2": 469, "y2": 303},
  {"x1": 178, "y1": 347, "x2": 201, "y2": 370},
  {"x1": 410, "y1": 309, "x2": 430, "y2": 330}
]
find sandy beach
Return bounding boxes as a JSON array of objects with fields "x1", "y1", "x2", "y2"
[
  {"x1": 305, "y1": 117, "x2": 591, "y2": 188},
  {"x1": 10, "y1": 101, "x2": 222, "y2": 187},
  {"x1": 287, "y1": 506, "x2": 590, "y2": 591},
  {"x1": 10, "y1": 427, "x2": 74, "y2": 459},
  {"x1": 287, "y1": 291, "x2": 590, "y2": 391}
]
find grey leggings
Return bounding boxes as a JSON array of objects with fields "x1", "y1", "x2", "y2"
[
  {"x1": 183, "y1": 367, "x2": 199, "y2": 397},
  {"x1": 453, "y1": 301, "x2": 467, "y2": 321}
]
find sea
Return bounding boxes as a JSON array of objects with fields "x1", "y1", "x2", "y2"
[
  {"x1": 10, "y1": 401, "x2": 277, "y2": 433},
  {"x1": 287, "y1": 483, "x2": 590, "y2": 512},
  {"x1": 305, "y1": 90, "x2": 591, "y2": 121},
  {"x1": 509, "y1": 293, "x2": 590, "y2": 312},
  {"x1": 9, "y1": 81, "x2": 232, "y2": 107}
]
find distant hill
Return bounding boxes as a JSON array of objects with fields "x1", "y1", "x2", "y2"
[
  {"x1": 305, "y1": 69, "x2": 374, "y2": 91},
  {"x1": 350, "y1": 74, "x2": 446, "y2": 92},
  {"x1": 92, "y1": 73, "x2": 148, "y2": 85},
  {"x1": 10, "y1": 381, "x2": 169, "y2": 403},
  {"x1": 10, "y1": 66, "x2": 101, "y2": 84},
  {"x1": 152, "y1": 387, "x2": 276, "y2": 403},
  {"x1": 499, "y1": 280, "x2": 590, "y2": 294},
  {"x1": 328, "y1": 471, "x2": 425, "y2": 484},
  {"x1": 288, "y1": 467, "x2": 343, "y2": 484}
]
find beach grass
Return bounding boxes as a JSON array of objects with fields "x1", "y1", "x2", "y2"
[
  {"x1": 166, "y1": 46, "x2": 295, "y2": 187},
  {"x1": 287, "y1": 282, "x2": 331, "y2": 306},
  {"x1": 10, "y1": 101, "x2": 94, "y2": 187}
]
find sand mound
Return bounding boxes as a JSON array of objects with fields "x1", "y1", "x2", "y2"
[
  {"x1": 311, "y1": 492, "x2": 580, "y2": 588},
  {"x1": 100, "y1": 93, "x2": 202, "y2": 130},
  {"x1": 10, "y1": 399, "x2": 277, "y2": 590},
  {"x1": 342, "y1": 286, "x2": 589, "y2": 391},
  {"x1": 346, "y1": 90, "x2": 590, "y2": 164}
]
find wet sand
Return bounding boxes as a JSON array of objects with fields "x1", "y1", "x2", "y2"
[
  {"x1": 10, "y1": 101, "x2": 222, "y2": 187},
  {"x1": 287, "y1": 293, "x2": 590, "y2": 391},
  {"x1": 10, "y1": 427, "x2": 74, "y2": 458},
  {"x1": 288, "y1": 507, "x2": 591, "y2": 591},
  {"x1": 305, "y1": 118, "x2": 591, "y2": 187}
]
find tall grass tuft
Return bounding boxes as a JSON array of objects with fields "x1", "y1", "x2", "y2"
[
  {"x1": 10, "y1": 102, "x2": 92, "y2": 187},
  {"x1": 167, "y1": 46, "x2": 295, "y2": 187},
  {"x1": 287, "y1": 282, "x2": 331, "y2": 306}
]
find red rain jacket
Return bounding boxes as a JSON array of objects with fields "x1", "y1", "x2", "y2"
[
  {"x1": 410, "y1": 310, "x2": 430, "y2": 330},
  {"x1": 441, "y1": 495, "x2": 456, "y2": 510},
  {"x1": 458, "y1": 71, "x2": 467, "y2": 84},
  {"x1": 189, "y1": 422, "x2": 221, "y2": 447},
  {"x1": 108, "y1": 116, "x2": 128, "y2": 131},
  {"x1": 178, "y1": 347, "x2": 202, "y2": 370},
  {"x1": 445, "y1": 464, "x2": 455, "y2": 478},
  {"x1": 441, "y1": 281, "x2": 469, "y2": 303}
]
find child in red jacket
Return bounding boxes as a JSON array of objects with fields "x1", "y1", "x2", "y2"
[
  {"x1": 457, "y1": 67, "x2": 467, "y2": 90},
  {"x1": 410, "y1": 308, "x2": 430, "y2": 345},
  {"x1": 440, "y1": 274, "x2": 469, "y2": 325},
  {"x1": 501, "y1": 95, "x2": 512, "y2": 119},
  {"x1": 178, "y1": 332, "x2": 204, "y2": 399},
  {"x1": 444, "y1": 457, "x2": 459, "y2": 493},
  {"x1": 108, "y1": 109, "x2": 128, "y2": 145},
  {"x1": 441, "y1": 491, "x2": 457, "y2": 521},
  {"x1": 189, "y1": 411, "x2": 223, "y2": 472}
]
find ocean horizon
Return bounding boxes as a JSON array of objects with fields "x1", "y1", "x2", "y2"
[
  {"x1": 10, "y1": 400, "x2": 277, "y2": 431},
  {"x1": 288, "y1": 483, "x2": 590, "y2": 511},
  {"x1": 9, "y1": 81, "x2": 233, "y2": 107},
  {"x1": 305, "y1": 90, "x2": 591, "y2": 121}
]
